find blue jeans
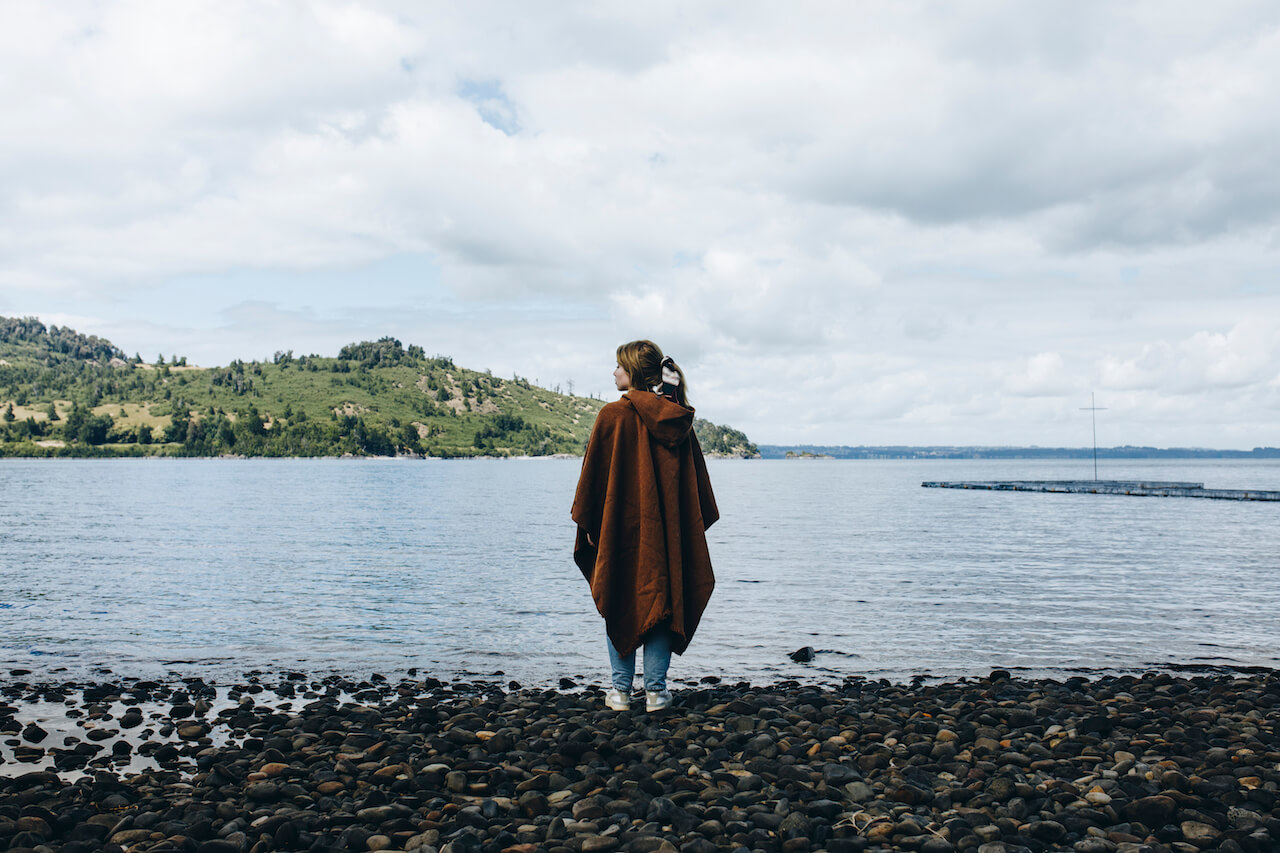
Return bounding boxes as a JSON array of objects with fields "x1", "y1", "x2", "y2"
[{"x1": 607, "y1": 625, "x2": 673, "y2": 692}]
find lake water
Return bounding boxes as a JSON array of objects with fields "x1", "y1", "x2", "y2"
[{"x1": 2, "y1": 458, "x2": 1279, "y2": 687}]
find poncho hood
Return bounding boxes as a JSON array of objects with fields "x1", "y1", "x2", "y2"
[{"x1": 625, "y1": 390, "x2": 694, "y2": 447}]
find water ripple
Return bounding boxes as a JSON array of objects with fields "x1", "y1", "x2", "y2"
[{"x1": 1, "y1": 457, "x2": 1278, "y2": 684}]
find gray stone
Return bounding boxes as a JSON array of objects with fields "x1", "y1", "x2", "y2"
[
  {"x1": 1072, "y1": 840, "x2": 1115, "y2": 853},
  {"x1": 844, "y1": 781, "x2": 874, "y2": 803},
  {"x1": 243, "y1": 782, "x2": 279, "y2": 802},
  {"x1": 1180, "y1": 821, "x2": 1219, "y2": 844},
  {"x1": 778, "y1": 812, "x2": 810, "y2": 836}
]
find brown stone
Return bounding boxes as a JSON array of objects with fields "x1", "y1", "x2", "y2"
[
  {"x1": 1124, "y1": 795, "x2": 1176, "y2": 826},
  {"x1": 15, "y1": 816, "x2": 51, "y2": 837}
]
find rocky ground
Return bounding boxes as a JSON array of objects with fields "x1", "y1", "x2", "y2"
[{"x1": 1, "y1": 669, "x2": 1277, "y2": 853}]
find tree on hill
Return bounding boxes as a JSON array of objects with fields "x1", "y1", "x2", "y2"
[
  {"x1": 0, "y1": 315, "x2": 126, "y2": 362},
  {"x1": 338, "y1": 337, "x2": 413, "y2": 367},
  {"x1": 60, "y1": 403, "x2": 114, "y2": 445},
  {"x1": 693, "y1": 418, "x2": 759, "y2": 457}
]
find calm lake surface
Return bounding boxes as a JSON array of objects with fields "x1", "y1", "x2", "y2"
[{"x1": 2, "y1": 458, "x2": 1279, "y2": 686}]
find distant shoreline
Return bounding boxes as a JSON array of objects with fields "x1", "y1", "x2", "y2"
[{"x1": 760, "y1": 444, "x2": 1280, "y2": 460}]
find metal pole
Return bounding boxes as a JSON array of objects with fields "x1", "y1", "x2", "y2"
[{"x1": 1080, "y1": 393, "x2": 1107, "y2": 482}]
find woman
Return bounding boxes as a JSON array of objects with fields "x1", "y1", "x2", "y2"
[{"x1": 571, "y1": 340, "x2": 718, "y2": 712}]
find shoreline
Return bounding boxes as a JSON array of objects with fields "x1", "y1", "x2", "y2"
[
  {"x1": 0, "y1": 452, "x2": 763, "y2": 462},
  {"x1": 2, "y1": 670, "x2": 1276, "y2": 853}
]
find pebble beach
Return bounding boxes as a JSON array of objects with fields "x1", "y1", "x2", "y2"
[{"x1": 2, "y1": 669, "x2": 1278, "y2": 853}]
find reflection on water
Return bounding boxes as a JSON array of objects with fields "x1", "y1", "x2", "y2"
[{"x1": 2, "y1": 457, "x2": 1279, "y2": 684}]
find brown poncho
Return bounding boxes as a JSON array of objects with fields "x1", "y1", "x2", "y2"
[{"x1": 571, "y1": 391, "x2": 718, "y2": 657}]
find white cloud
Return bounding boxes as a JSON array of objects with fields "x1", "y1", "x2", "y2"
[
  {"x1": 1099, "y1": 320, "x2": 1279, "y2": 394},
  {"x1": 2, "y1": 1, "x2": 1279, "y2": 446},
  {"x1": 1005, "y1": 352, "x2": 1076, "y2": 397}
]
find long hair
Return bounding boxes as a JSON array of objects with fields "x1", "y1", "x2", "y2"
[{"x1": 616, "y1": 339, "x2": 689, "y2": 408}]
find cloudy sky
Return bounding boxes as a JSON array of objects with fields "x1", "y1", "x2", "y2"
[{"x1": 2, "y1": 1, "x2": 1278, "y2": 447}]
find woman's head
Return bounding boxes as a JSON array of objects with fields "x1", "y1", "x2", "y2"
[{"x1": 615, "y1": 339, "x2": 689, "y2": 407}]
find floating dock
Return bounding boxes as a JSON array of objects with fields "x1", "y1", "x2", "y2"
[{"x1": 921, "y1": 480, "x2": 1280, "y2": 501}]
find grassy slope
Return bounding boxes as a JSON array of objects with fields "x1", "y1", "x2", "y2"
[
  {"x1": 2, "y1": 357, "x2": 603, "y2": 456},
  {"x1": 0, "y1": 320, "x2": 758, "y2": 457}
]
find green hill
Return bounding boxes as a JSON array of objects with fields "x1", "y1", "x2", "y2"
[{"x1": 0, "y1": 316, "x2": 759, "y2": 459}]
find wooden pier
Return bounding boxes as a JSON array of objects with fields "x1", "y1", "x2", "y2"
[{"x1": 920, "y1": 480, "x2": 1280, "y2": 501}]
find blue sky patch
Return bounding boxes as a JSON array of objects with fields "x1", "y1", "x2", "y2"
[{"x1": 457, "y1": 79, "x2": 521, "y2": 136}]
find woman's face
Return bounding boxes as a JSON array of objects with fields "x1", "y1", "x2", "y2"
[{"x1": 613, "y1": 363, "x2": 631, "y2": 391}]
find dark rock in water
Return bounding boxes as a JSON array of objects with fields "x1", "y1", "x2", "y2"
[
  {"x1": 177, "y1": 721, "x2": 209, "y2": 739},
  {"x1": 21, "y1": 722, "x2": 48, "y2": 743},
  {"x1": 789, "y1": 646, "x2": 816, "y2": 662}
]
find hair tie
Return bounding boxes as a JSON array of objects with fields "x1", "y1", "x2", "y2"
[
  {"x1": 660, "y1": 356, "x2": 679, "y2": 386},
  {"x1": 654, "y1": 356, "x2": 681, "y2": 400}
]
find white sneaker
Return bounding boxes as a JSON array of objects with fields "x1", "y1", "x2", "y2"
[
  {"x1": 605, "y1": 689, "x2": 631, "y2": 710},
  {"x1": 646, "y1": 689, "x2": 672, "y2": 712}
]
